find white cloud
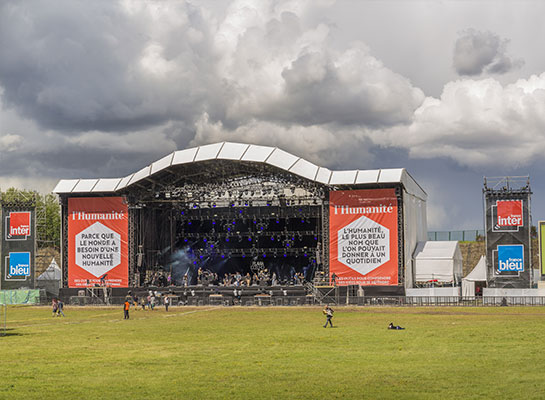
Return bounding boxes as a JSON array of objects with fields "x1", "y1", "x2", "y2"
[
  {"x1": 192, "y1": 112, "x2": 375, "y2": 168},
  {"x1": 376, "y1": 73, "x2": 545, "y2": 167}
]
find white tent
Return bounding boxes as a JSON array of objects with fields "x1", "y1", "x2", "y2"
[
  {"x1": 413, "y1": 241, "x2": 463, "y2": 283},
  {"x1": 462, "y1": 256, "x2": 487, "y2": 297},
  {"x1": 37, "y1": 258, "x2": 61, "y2": 281}
]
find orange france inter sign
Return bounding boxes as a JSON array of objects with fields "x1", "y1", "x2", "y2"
[
  {"x1": 68, "y1": 197, "x2": 128, "y2": 288},
  {"x1": 329, "y1": 189, "x2": 398, "y2": 286}
]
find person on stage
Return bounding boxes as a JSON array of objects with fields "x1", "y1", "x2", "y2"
[{"x1": 323, "y1": 305, "x2": 334, "y2": 328}]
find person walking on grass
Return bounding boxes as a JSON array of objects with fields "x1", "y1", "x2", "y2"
[
  {"x1": 123, "y1": 299, "x2": 130, "y2": 320},
  {"x1": 52, "y1": 298, "x2": 58, "y2": 317},
  {"x1": 164, "y1": 295, "x2": 170, "y2": 312},
  {"x1": 323, "y1": 305, "x2": 334, "y2": 328},
  {"x1": 57, "y1": 299, "x2": 65, "y2": 317}
]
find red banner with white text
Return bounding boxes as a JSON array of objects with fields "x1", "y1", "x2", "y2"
[
  {"x1": 329, "y1": 189, "x2": 398, "y2": 286},
  {"x1": 68, "y1": 197, "x2": 128, "y2": 288}
]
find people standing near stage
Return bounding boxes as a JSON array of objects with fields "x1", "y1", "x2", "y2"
[
  {"x1": 164, "y1": 295, "x2": 170, "y2": 312},
  {"x1": 150, "y1": 292, "x2": 156, "y2": 310},
  {"x1": 123, "y1": 299, "x2": 130, "y2": 319},
  {"x1": 323, "y1": 305, "x2": 334, "y2": 328},
  {"x1": 245, "y1": 273, "x2": 251, "y2": 286},
  {"x1": 52, "y1": 298, "x2": 58, "y2": 317},
  {"x1": 125, "y1": 290, "x2": 134, "y2": 306},
  {"x1": 57, "y1": 299, "x2": 65, "y2": 317}
]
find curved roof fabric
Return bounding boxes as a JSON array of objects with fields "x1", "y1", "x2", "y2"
[{"x1": 53, "y1": 142, "x2": 427, "y2": 200}]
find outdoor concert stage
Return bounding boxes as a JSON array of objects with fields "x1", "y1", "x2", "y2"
[{"x1": 54, "y1": 142, "x2": 427, "y2": 295}]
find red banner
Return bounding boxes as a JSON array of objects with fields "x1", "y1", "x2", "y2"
[
  {"x1": 68, "y1": 197, "x2": 128, "y2": 288},
  {"x1": 329, "y1": 189, "x2": 398, "y2": 286}
]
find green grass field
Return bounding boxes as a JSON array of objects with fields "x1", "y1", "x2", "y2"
[{"x1": 1, "y1": 305, "x2": 545, "y2": 399}]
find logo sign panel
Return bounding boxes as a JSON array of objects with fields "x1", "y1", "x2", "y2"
[
  {"x1": 329, "y1": 189, "x2": 398, "y2": 286},
  {"x1": 496, "y1": 200, "x2": 523, "y2": 227},
  {"x1": 68, "y1": 197, "x2": 128, "y2": 288},
  {"x1": 492, "y1": 200, "x2": 524, "y2": 232},
  {"x1": 5, "y1": 211, "x2": 31, "y2": 240},
  {"x1": 5, "y1": 252, "x2": 31, "y2": 281},
  {"x1": 496, "y1": 245, "x2": 524, "y2": 274}
]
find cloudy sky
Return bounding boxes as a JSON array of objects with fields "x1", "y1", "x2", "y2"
[{"x1": 1, "y1": 0, "x2": 544, "y2": 230}]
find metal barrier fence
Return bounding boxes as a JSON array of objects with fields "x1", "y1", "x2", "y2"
[
  {"x1": 427, "y1": 230, "x2": 484, "y2": 241},
  {"x1": 64, "y1": 295, "x2": 545, "y2": 307}
]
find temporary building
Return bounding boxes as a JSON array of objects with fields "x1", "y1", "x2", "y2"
[
  {"x1": 413, "y1": 241, "x2": 463, "y2": 284},
  {"x1": 36, "y1": 258, "x2": 62, "y2": 296},
  {"x1": 461, "y1": 256, "x2": 487, "y2": 297}
]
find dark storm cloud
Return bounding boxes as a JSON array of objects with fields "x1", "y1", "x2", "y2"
[
  {"x1": 453, "y1": 29, "x2": 523, "y2": 76},
  {"x1": 0, "y1": 0, "x2": 219, "y2": 133},
  {"x1": 0, "y1": 0, "x2": 426, "y2": 136}
]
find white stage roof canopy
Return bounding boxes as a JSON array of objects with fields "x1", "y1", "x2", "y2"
[{"x1": 53, "y1": 142, "x2": 427, "y2": 200}]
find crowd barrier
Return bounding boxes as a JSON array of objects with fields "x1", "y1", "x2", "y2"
[{"x1": 61, "y1": 295, "x2": 545, "y2": 307}]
